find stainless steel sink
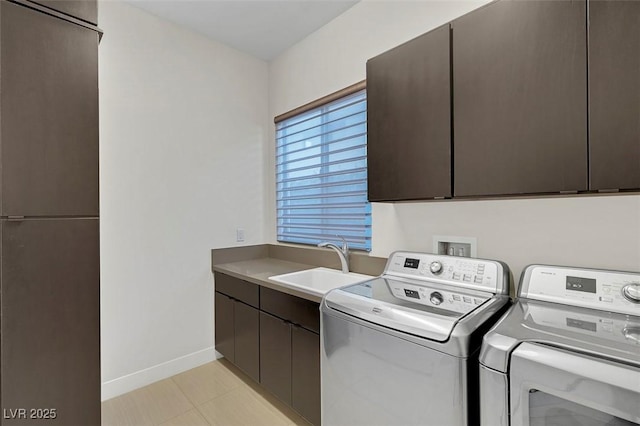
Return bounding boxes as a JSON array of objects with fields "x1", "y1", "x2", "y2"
[{"x1": 268, "y1": 267, "x2": 373, "y2": 297}]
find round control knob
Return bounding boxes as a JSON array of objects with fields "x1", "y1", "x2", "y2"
[
  {"x1": 429, "y1": 261, "x2": 443, "y2": 275},
  {"x1": 430, "y1": 292, "x2": 444, "y2": 306},
  {"x1": 622, "y1": 283, "x2": 640, "y2": 304}
]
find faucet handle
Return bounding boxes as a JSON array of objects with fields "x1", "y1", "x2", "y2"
[{"x1": 336, "y1": 235, "x2": 349, "y2": 252}]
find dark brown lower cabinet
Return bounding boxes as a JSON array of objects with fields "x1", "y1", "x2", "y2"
[
  {"x1": 213, "y1": 291, "x2": 260, "y2": 383},
  {"x1": 214, "y1": 292, "x2": 235, "y2": 362},
  {"x1": 1, "y1": 219, "x2": 100, "y2": 425},
  {"x1": 214, "y1": 273, "x2": 260, "y2": 382},
  {"x1": 292, "y1": 325, "x2": 321, "y2": 426},
  {"x1": 259, "y1": 312, "x2": 292, "y2": 405},
  {"x1": 233, "y1": 301, "x2": 260, "y2": 382},
  {"x1": 214, "y1": 274, "x2": 321, "y2": 425},
  {"x1": 258, "y1": 312, "x2": 321, "y2": 426}
]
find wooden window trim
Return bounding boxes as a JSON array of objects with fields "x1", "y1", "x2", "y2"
[{"x1": 274, "y1": 80, "x2": 366, "y2": 124}]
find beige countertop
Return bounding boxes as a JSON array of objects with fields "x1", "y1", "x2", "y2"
[
  {"x1": 211, "y1": 244, "x2": 387, "y2": 303},
  {"x1": 213, "y1": 257, "x2": 324, "y2": 302}
]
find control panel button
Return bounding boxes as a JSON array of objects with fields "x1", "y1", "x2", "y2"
[
  {"x1": 463, "y1": 274, "x2": 471, "y2": 282},
  {"x1": 453, "y1": 273, "x2": 461, "y2": 280},
  {"x1": 474, "y1": 277, "x2": 483, "y2": 284},
  {"x1": 601, "y1": 296, "x2": 613, "y2": 303},
  {"x1": 452, "y1": 294, "x2": 461, "y2": 301},
  {"x1": 430, "y1": 292, "x2": 444, "y2": 306},
  {"x1": 474, "y1": 298, "x2": 484, "y2": 305},
  {"x1": 463, "y1": 296, "x2": 472, "y2": 304}
]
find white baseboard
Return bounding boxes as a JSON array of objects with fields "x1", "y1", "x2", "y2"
[{"x1": 101, "y1": 347, "x2": 221, "y2": 401}]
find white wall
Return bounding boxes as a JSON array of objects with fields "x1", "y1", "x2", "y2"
[
  {"x1": 99, "y1": 1, "x2": 269, "y2": 399},
  {"x1": 269, "y1": 0, "x2": 640, "y2": 283}
]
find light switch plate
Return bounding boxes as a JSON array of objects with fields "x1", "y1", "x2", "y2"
[{"x1": 236, "y1": 228, "x2": 245, "y2": 242}]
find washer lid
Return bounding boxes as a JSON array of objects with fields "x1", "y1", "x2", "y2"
[
  {"x1": 324, "y1": 276, "x2": 491, "y2": 342},
  {"x1": 480, "y1": 299, "x2": 640, "y2": 373}
]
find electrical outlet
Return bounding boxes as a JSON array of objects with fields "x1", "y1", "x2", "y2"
[
  {"x1": 236, "y1": 228, "x2": 245, "y2": 242},
  {"x1": 433, "y1": 235, "x2": 477, "y2": 258}
]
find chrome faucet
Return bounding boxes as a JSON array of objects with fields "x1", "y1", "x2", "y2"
[{"x1": 318, "y1": 237, "x2": 350, "y2": 273}]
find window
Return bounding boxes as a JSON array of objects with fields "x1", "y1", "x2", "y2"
[{"x1": 276, "y1": 88, "x2": 371, "y2": 251}]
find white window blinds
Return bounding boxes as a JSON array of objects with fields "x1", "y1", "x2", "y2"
[{"x1": 276, "y1": 89, "x2": 371, "y2": 251}]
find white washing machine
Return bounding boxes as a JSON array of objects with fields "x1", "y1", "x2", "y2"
[
  {"x1": 480, "y1": 265, "x2": 640, "y2": 426},
  {"x1": 321, "y1": 251, "x2": 512, "y2": 426}
]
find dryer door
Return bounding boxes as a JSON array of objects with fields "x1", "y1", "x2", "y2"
[{"x1": 509, "y1": 342, "x2": 640, "y2": 426}]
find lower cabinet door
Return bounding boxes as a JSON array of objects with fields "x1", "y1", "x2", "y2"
[
  {"x1": 234, "y1": 301, "x2": 260, "y2": 382},
  {"x1": 259, "y1": 312, "x2": 292, "y2": 405},
  {"x1": 214, "y1": 291, "x2": 235, "y2": 362},
  {"x1": 292, "y1": 325, "x2": 321, "y2": 426},
  {"x1": 1, "y1": 218, "x2": 100, "y2": 425}
]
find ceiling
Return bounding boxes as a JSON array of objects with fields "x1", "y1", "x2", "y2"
[{"x1": 126, "y1": 0, "x2": 360, "y2": 61}]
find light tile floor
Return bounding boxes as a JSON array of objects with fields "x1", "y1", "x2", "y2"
[{"x1": 102, "y1": 359, "x2": 310, "y2": 426}]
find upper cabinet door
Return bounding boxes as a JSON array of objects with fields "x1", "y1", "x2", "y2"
[
  {"x1": 29, "y1": 0, "x2": 97, "y2": 25},
  {"x1": 453, "y1": 0, "x2": 588, "y2": 197},
  {"x1": 367, "y1": 24, "x2": 452, "y2": 201},
  {"x1": 589, "y1": 0, "x2": 640, "y2": 191},
  {"x1": 1, "y1": 2, "x2": 99, "y2": 216}
]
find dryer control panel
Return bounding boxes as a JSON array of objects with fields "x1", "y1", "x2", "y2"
[
  {"x1": 520, "y1": 265, "x2": 640, "y2": 316},
  {"x1": 384, "y1": 251, "x2": 510, "y2": 295}
]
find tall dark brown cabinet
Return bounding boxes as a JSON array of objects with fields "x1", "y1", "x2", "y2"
[
  {"x1": 30, "y1": 0, "x2": 97, "y2": 24},
  {"x1": 0, "y1": 1, "x2": 101, "y2": 425}
]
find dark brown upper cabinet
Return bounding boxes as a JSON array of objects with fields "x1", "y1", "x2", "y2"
[
  {"x1": 452, "y1": 0, "x2": 588, "y2": 197},
  {"x1": 29, "y1": 0, "x2": 98, "y2": 25},
  {"x1": 367, "y1": 24, "x2": 452, "y2": 201},
  {"x1": 1, "y1": 2, "x2": 99, "y2": 217},
  {"x1": 588, "y1": 0, "x2": 640, "y2": 191}
]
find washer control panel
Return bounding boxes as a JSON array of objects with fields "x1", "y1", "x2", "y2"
[
  {"x1": 384, "y1": 251, "x2": 508, "y2": 294},
  {"x1": 521, "y1": 265, "x2": 640, "y2": 316},
  {"x1": 387, "y1": 281, "x2": 489, "y2": 315}
]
